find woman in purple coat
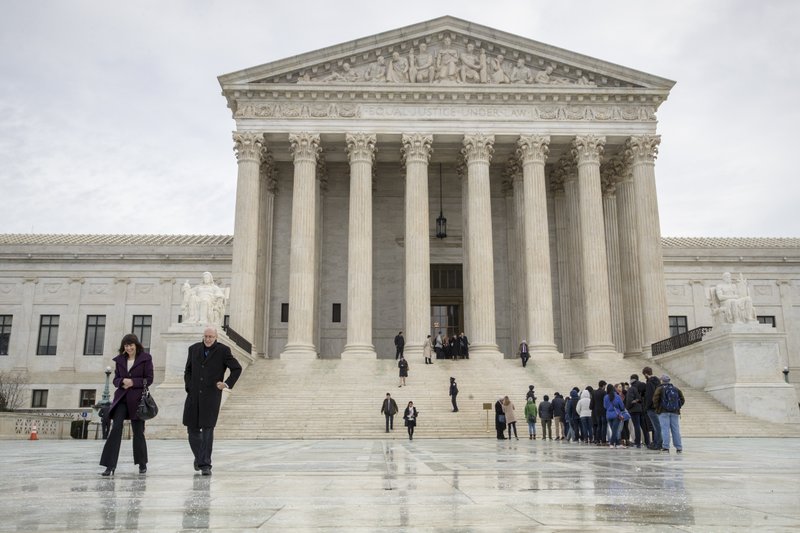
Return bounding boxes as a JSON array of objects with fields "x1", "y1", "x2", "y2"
[{"x1": 99, "y1": 333, "x2": 154, "y2": 476}]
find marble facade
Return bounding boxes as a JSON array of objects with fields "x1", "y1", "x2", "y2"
[{"x1": 1, "y1": 18, "x2": 799, "y2": 411}]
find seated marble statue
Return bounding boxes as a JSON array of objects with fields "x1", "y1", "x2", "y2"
[
  {"x1": 708, "y1": 272, "x2": 757, "y2": 326},
  {"x1": 181, "y1": 272, "x2": 229, "y2": 326}
]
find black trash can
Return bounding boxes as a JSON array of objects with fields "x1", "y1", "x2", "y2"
[{"x1": 70, "y1": 420, "x2": 89, "y2": 439}]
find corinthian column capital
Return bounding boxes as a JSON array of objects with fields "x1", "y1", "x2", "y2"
[
  {"x1": 461, "y1": 133, "x2": 495, "y2": 164},
  {"x1": 345, "y1": 133, "x2": 377, "y2": 164},
  {"x1": 516, "y1": 135, "x2": 550, "y2": 165},
  {"x1": 503, "y1": 157, "x2": 522, "y2": 185},
  {"x1": 400, "y1": 133, "x2": 433, "y2": 166},
  {"x1": 233, "y1": 131, "x2": 264, "y2": 162},
  {"x1": 626, "y1": 135, "x2": 661, "y2": 164},
  {"x1": 289, "y1": 133, "x2": 322, "y2": 163},
  {"x1": 572, "y1": 134, "x2": 606, "y2": 165},
  {"x1": 260, "y1": 151, "x2": 278, "y2": 194}
]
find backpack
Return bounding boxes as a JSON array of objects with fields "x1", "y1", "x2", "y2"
[{"x1": 661, "y1": 384, "x2": 681, "y2": 412}]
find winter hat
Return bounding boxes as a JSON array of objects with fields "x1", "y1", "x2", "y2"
[{"x1": 661, "y1": 374, "x2": 671, "y2": 383}]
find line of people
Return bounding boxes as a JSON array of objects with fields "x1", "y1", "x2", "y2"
[{"x1": 495, "y1": 368, "x2": 686, "y2": 453}]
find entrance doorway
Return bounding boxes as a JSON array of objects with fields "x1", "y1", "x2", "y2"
[{"x1": 430, "y1": 264, "x2": 463, "y2": 340}]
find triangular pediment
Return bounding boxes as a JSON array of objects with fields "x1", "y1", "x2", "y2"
[{"x1": 219, "y1": 16, "x2": 675, "y2": 91}]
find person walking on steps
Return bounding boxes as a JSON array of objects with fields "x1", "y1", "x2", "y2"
[
  {"x1": 381, "y1": 392, "x2": 399, "y2": 432},
  {"x1": 398, "y1": 355, "x2": 409, "y2": 387},
  {"x1": 519, "y1": 339, "x2": 530, "y2": 367},
  {"x1": 423, "y1": 335, "x2": 433, "y2": 365},
  {"x1": 394, "y1": 331, "x2": 405, "y2": 360},
  {"x1": 449, "y1": 377, "x2": 459, "y2": 412},
  {"x1": 403, "y1": 401, "x2": 418, "y2": 440}
]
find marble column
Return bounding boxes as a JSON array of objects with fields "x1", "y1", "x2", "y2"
[
  {"x1": 401, "y1": 134, "x2": 433, "y2": 359},
  {"x1": 255, "y1": 156, "x2": 278, "y2": 358},
  {"x1": 281, "y1": 133, "x2": 322, "y2": 359},
  {"x1": 562, "y1": 158, "x2": 585, "y2": 357},
  {"x1": 600, "y1": 169, "x2": 625, "y2": 354},
  {"x1": 342, "y1": 133, "x2": 377, "y2": 359},
  {"x1": 230, "y1": 132, "x2": 264, "y2": 349},
  {"x1": 461, "y1": 134, "x2": 501, "y2": 358},
  {"x1": 458, "y1": 162, "x2": 471, "y2": 338},
  {"x1": 615, "y1": 162, "x2": 645, "y2": 356},
  {"x1": 517, "y1": 135, "x2": 557, "y2": 354},
  {"x1": 506, "y1": 162, "x2": 525, "y2": 351},
  {"x1": 573, "y1": 135, "x2": 616, "y2": 357},
  {"x1": 551, "y1": 171, "x2": 573, "y2": 358},
  {"x1": 627, "y1": 135, "x2": 669, "y2": 355}
]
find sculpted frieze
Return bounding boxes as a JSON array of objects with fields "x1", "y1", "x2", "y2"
[
  {"x1": 235, "y1": 102, "x2": 656, "y2": 122},
  {"x1": 271, "y1": 34, "x2": 621, "y2": 88}
]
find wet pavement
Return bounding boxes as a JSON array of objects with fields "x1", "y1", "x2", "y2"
[{"x1": 0, "y1": 437, "x2": 798, "y2": 531}]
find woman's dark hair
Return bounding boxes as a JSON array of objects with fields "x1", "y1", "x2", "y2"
[
  {"x1": 606, "y1": 383, "x2": 616, "y2": 400},
  {"x1": 118, "y1": 333, "x2": 144, "y2": 356}
]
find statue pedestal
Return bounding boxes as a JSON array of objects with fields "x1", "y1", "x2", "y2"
[
  {"x1": 701, "y1": 325, "x2": 800, "y2": 424},
  {"x1": 148, "y1": 323, "x2": 254, "y2": 437}
]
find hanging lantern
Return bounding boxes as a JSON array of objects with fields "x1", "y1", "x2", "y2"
[{"x1": 436, "y1": 163, "x2": 447, "y2": 239}]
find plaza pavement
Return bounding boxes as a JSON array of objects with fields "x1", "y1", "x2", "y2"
[{"x1": 0, "y1": 437, "x2": 799, "y2": 531}]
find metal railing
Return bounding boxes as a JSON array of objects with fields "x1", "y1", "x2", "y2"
[
  {"x1": 222, "y1": 325, "x2": 252, "y2": 354},
  {"x1": 651, "y1": 326, "x2": 712, "y2": 356}
]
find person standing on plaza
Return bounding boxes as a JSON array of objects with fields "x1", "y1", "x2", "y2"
[
  {"x1": 524, "y1": 397, "x2": 538, "y2": 439},
  {"x1": 494, "y1": 397, "x2": 506, "y2": 440},
  {"x1": 459, "y1": 332, "x2": 470, "y2": 359},
  {"x1": 625, "y1": 374, "x2": 645, "y2": 448},
  {"x1": 503, "y1": 396, "x2": 518, "y2": 440},
  {"x1": 403, "y1": 401, "x2": 418, "y2": 441},
  {"x1": 604, "y1": 383, "x2": 626, "y2": 448},
  {"x1": 519, "y1": 339, "x2": 530, "y2": 367},
  {"x1": 398, "y1": 354, "x2": 409, "y2": 387},
  {"x1": 643, "y1": 367, "x2": 663, "y2": 450},
  {"x1": 99, "y1": 333, "x2": 154, "y2": 476},
  {"x1": 449, "y1": 377, "x2": 459, "y2": 412},
  {"x1": 576, "y1": 388, "x2": 593, "y2": 444},
  {"x1": 381, "y1": 392, "x2": 399, "y2": 433},
  {"x1": 652, "y1": 374, "x2": 685, "y2": 453},
  {"x1": 394, "y1": 331, "x2": 405, "y2": 360},
  {"x1": 538, "y1": 394, "x2": 553, "y2": 440},
  {"x1": 423, "y1": 335, "x2": 433, "y2": 365},
  {"x1": 551, "y1": 392, "x2": 565, "y2": 441},
  {"x1": 591, "y1": 380, "x2": 608, "y2": 446},
  {"x1": 183, "y1": 326, "x2": 242, "y2": 476}
]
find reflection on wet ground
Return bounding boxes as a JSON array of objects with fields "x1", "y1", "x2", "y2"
[{"x1": 0, "y1": 438, "x2": 798, "y2": 531}]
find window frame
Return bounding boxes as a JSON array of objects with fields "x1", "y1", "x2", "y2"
[
  {"x1": 0, "y1": 314, "x2": 11, "y2": 355},
  {"x1": 757, "y1": 315, "x2": 776, "y2": 328},
  {"x1": 132, "y1": 315, "x2": 152, "y2": 352},
  {"x1": 37, "y1": 315, "x2": 59, "y2": 356},
  {"x1": 668, "y1": 315, "x2": 688, "y2": 337},
  {"x1": 31, "y1": 389, "x2": 48, "y2": 408},
  {"x1": 79, "y1": 389, "x2": 96, "y2": 408},
  {"x1": 83, "y1": 315, "x2": 106, "y2": 356}
]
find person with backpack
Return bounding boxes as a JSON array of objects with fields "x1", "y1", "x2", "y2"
[
  {"x1": 652, "y1": 374, "x2": 685, "y2": 453},
  {"x1": 642, "y1": 367, "x2": 662, "y2": 450},
  {"x1": 524, "y1": 397, "x2": 538, "y2": 440}
]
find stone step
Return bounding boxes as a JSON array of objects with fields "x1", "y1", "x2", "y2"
[{"x1": 213, "y1": 355, "x2": 800, "y2": 439}]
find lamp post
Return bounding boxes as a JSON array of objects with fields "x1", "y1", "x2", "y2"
[
  {"x1": 435, "y1": 163, "x2": 447, "y2": 239},
  {"x1": 783, "y1": 367, "x2": 790, "y2": 384},
  {"x1": 93, "y1": 366, "x2": 113, "y2": 439}
]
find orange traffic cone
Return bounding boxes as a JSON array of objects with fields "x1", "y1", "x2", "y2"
[{"x1": 29, "y1": 424, "x2": 38, "y2": 440}]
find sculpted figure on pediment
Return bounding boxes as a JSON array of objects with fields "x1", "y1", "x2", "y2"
[
  {"x1": 364, "y1": 55, "x2": 388, "y2": 83},
  {"x1": 435, "y1": 36, "x2": 460, "y2": 83},
  {"x1": 489, "y1": 54, "x2": 510, "y2": 84},
  {"x1": 510, "y1": 58, "x2": 533, "y2": 84},
  {"x1": 322, "y1": 62, "x2": 360, "y2": 83},
  {"x1": 460, "y1": 43, "x2": 486, "y2": 84},
  {"x1": 387, "y1": 51, "x2": 410, "y2": 83},
  {"x1": 409, "y1": 43, "x2": 435, "y2": 83}
]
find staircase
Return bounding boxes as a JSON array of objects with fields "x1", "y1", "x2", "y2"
[{"x1": 214, "y1": 354, "x2": 800, "y2": 439}]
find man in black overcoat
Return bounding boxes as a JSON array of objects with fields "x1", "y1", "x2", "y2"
[{"x1": 183, "y1": 326, "x2": 242, "y2": 475}]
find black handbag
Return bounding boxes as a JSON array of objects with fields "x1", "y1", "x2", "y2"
[{"x1": 136, "y1": 386, "x2": 159, "y2": 420}]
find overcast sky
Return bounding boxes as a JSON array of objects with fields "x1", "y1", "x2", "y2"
[{"x1": 1, "y1": 0, "x2": 798, "y2": 238}]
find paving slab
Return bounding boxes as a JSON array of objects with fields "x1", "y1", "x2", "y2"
[{"x1": 0, "y1": 437, "x2": 798, "y2": 531}]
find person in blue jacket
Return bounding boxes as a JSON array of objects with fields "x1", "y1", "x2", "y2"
[{"x1": 603, "y1": 383, "x2": 626, "y2": 448}]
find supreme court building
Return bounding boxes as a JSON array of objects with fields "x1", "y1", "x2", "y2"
[{"x1": 2, "y1": 17, "x2": 800, "y2": 412}]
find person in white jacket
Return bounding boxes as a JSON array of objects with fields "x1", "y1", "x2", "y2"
[{"x1": 576, "y1": 388, "x2": 593, "y2": 444}]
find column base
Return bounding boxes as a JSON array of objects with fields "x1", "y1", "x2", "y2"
[
  {"x1": 531, "y1": 347, "x2": 561, "y2": 358},
  {"x1": 584, "y1": 344, "x2": 621, "y2": 359},
  {"x1": 280, "y1": 343, "x2": 318, "y2": 360},
  {"x1": 341, "y1": 343, "x2": 377, "y2": 360},
  {"x1": 469, "y1": 344, "x2": 504, "y2": 360},
  {"x1": 403, "y1": 345, "x2": 423, "y2": 361}
]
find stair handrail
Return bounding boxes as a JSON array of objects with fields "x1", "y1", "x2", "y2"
[
  {"x1": 651, "y1": 326, "x2": 712, "y2": 356},
  {"x1": 222, "y1": 324, "x2": 252, "y2": 354}
]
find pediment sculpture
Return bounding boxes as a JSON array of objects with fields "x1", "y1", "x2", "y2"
[
  {"x1": 291, "y1": 35, "x2": 598, "y2": 87},
  {"x1": 181, "y1": 272, "x2": 229, "y2": 326},
  {"x1": 707, "y1": 272, "x2": 757, "y2": 327}
]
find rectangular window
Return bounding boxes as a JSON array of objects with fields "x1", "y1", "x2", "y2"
[
  {"x1": 0, "y1": 315, "x2": 11, "y2": 355},
  {"x1": 332, "y1": 303, "x2": 341, "y2": 323},
  {"x1": 132, "y1": 315, "x2": 152, "y2": 351},
  {"x1": 280, "y1": 303, "x2": 289, "y2": 323},
  {"x1": 757, "y1": 315, "x2": 776, "y2": 328},
  {"x1": 31, "y1": 389, "x2": 48, "y2": 408},
  {"x1": 83, "y1": 315, "x2": 106, "y2": 355},
  {"x1": 668, "y1": 315, "x2": 688, "y2": 337},
  {"x1": 37, "y1": 315, "x2": 59, "y2": 355},
  {"x1": 79, "y1": 389, "x2": 96, "y2": 408}
]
